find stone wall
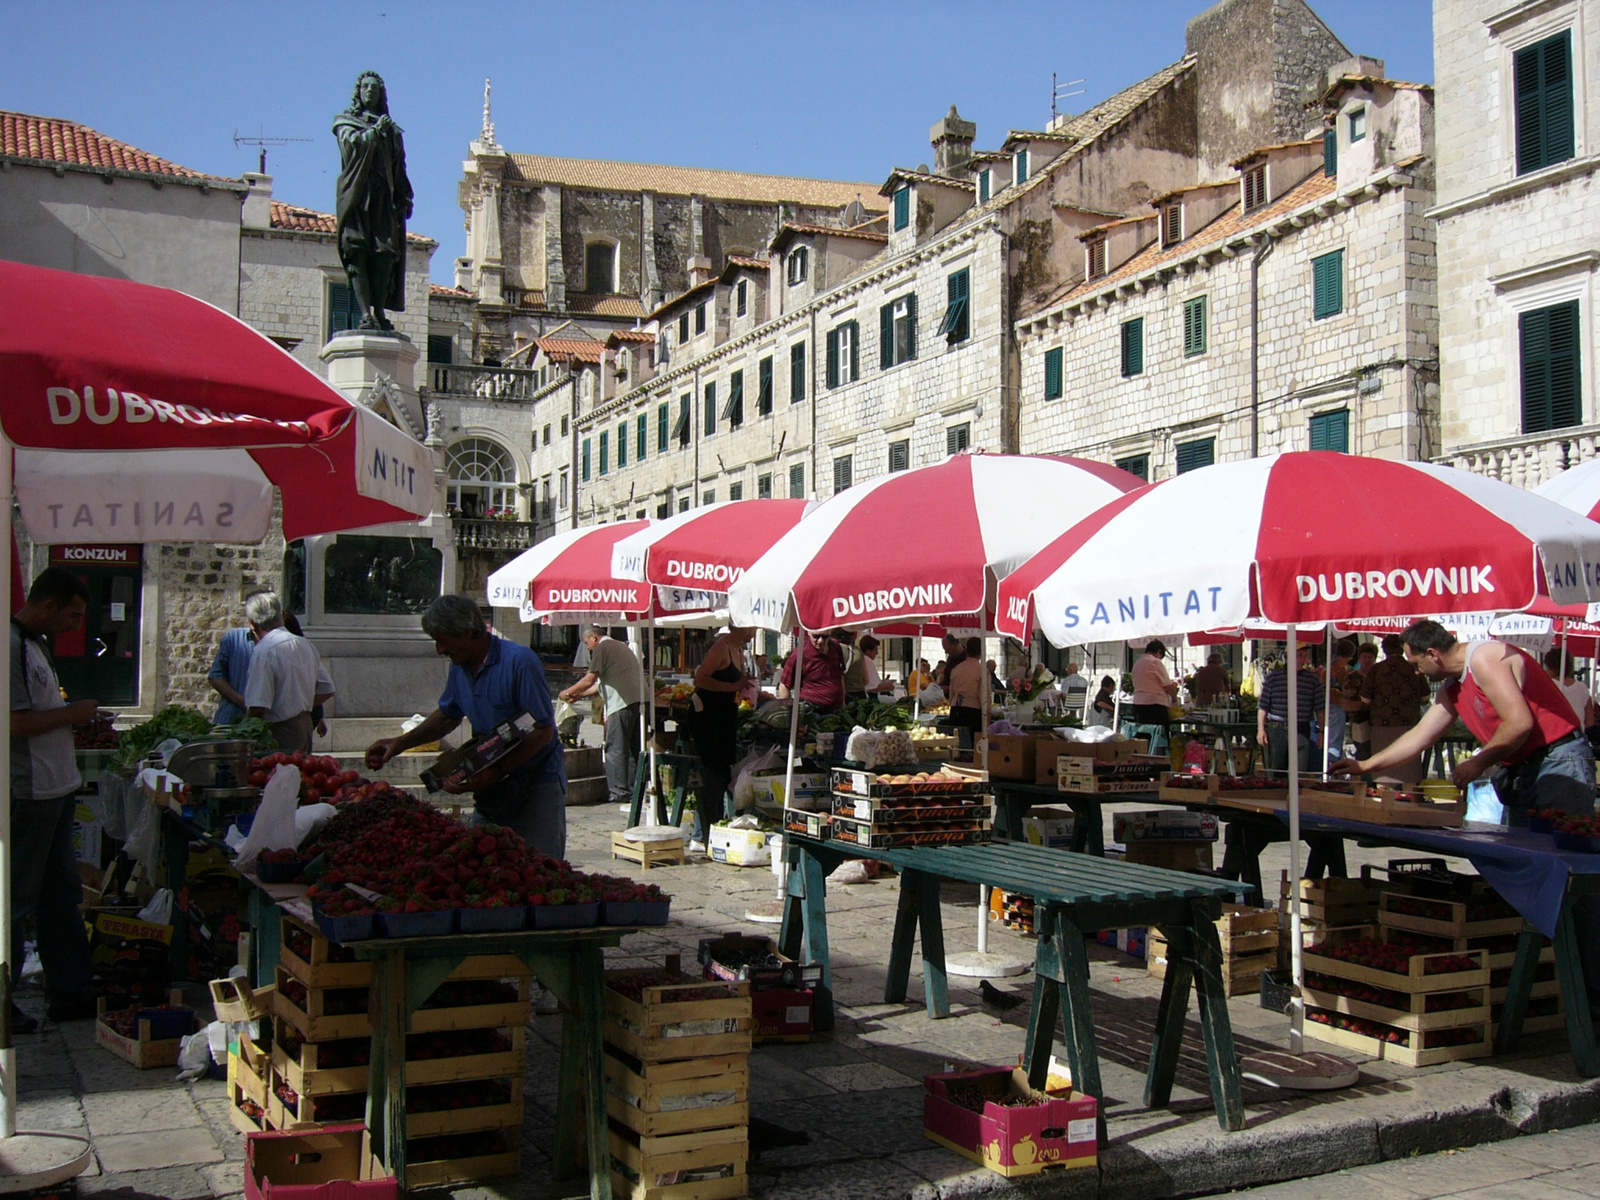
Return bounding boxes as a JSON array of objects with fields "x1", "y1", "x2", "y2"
[{"x1": 1432, "y1": 0, "x2": 1600, "y2": 459}]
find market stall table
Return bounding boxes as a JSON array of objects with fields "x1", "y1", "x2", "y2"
[
  {"x1": 988, "y1": 779, "x2": 1113, "y2": 854},
  {"x1": 1281, "y1": 813, "x2": 1600, "y2": 1075},
  {"x1": 779, "y1": 837, "x2": 1246, "y2": 1132},
  {"x1": 1170, "y1": 715, "x2": 1261, "y2": 777}
]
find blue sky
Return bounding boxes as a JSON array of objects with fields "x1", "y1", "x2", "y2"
[{"x1": 3, "y1": 1, "x2": 1433, "y2": 284}]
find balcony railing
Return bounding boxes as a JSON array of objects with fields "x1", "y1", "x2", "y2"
[
  {"x1": 1436, "y1": 421, "x2": 1600, "y2": 490},
  {"x1": 430, "y1": 364, "x2": 543, "y2": 401},
  {"x1": 454, "y1": 518, "x2": 537, "y2": 552}
]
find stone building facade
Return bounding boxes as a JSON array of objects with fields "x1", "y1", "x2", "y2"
[
  {"x1": 1431, "y1": 0, "x2": 1600, "y2": 488},
  {"x1": 1013, "y1": 78, "x2": 1438, "y2": 475},
  {"x1": 567, "y1": 0, "x2": 1362, "y2": 525}
]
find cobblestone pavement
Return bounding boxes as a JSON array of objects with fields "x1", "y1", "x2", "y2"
[{"x1": 12, "y1": 795, "x2": 1599, "y2": 1199}]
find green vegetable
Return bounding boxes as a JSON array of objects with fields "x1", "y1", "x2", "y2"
[
  {"x1": 109, "y1": 705, "x2": 215, "y2": 774},
  {"x1": 212, "y1": 716, "x2": 277, "y2": 753}
]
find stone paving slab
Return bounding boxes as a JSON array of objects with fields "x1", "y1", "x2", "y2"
[{"x1": 10, "y1": 797, "x2": 1597, "y2": 1199}]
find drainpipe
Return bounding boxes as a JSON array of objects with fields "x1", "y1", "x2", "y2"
[
  {"x1": 809, "y1": 307, "x2": 819, "y2": 498},
  {"x1": 1249, "y1": 235, "x2": 1276, "y2": 458}
]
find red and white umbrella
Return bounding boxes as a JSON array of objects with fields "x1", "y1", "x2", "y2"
[
  {"x1": 0, "y1": 261, "x2": 433, "y2": 540},
  {"x1": 486, "y1": 522, "x2": 655, "y2": 623},
  {"x1": 728, "y1": 453, "x2": 1143, "y2": 632},
  {"x1": 1535, "y1": 458, "x2": 1600, "y2": 521},
  {"x1": 610, "y1": 498, "x2": 813, "y2": 599},
  {"x1": 997, "y1": 452, "x2": 1600, "y2": 647}
]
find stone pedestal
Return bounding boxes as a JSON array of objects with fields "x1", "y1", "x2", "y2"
[{"x1": 300, "y1": 333, "x2": 453, "y2": 719}]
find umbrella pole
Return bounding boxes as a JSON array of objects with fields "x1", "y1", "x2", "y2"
[
  {"x1": 1323, "y1": 626, "x2": 1334, "y2": 776},
  {"x1": 913, "y1": 625, "x2": 923, "y2": 722},
  {"x1": 1287, "y1": 623, "x2": 1304, "y2": 1051},
  {"x1": 646, "y1": 622, "x2": 658, "y2": 826},
  {"x1": 782, "y1": 630, "x2": 803, "y2": 810}
]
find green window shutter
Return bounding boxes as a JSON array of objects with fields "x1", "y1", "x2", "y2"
[
  {"x1": 1183, "y1": 296, "x2": 1207, "y2": 356},
  {"x1": 637, "y1": 414, "x2": 647, "y2": 460},
  {"x1": 1516, "y1": 32, "x2": 1575, "y2": 176},
  {"x1": 327, "y1": 282, "x2": 359, "y2": 340},
  {"x1": 617, "y1": 422, "x2": 627, "y2": 467},
  {"x1": 1015, "y1": 149, "x2": 1028, "y2": 183},
  {"x1": 1323, "y1": 128, "x2": 1337, "y2": 177},
  {"x1": 1309, "y1": 408, "x2": 1350, "y2": 453},
  {"x1": 1312, "y1": 250, "x2": 1344, "y2": 320},
  {"x1": 599, "y1": 431, "x2": 608, "y2": 475},
  {"x1": 880, "y1": 302, "x2": 895, "y2": 370},
  {"x1": 889, "y1": 440, "x2": 910, "y2": 472},
  {"x1": 1522, "y1": 301, "x2": 1582, "y2": 433},
  {"x1": 1175, "y1": 438, "x2": 1214, "y2": 474},
  {"x1": 826, "y1": 329, "x2": 839, "y2": 389},
  {"x1": 758, "y1": 356, "x2": 773, "y2": 415},
  {"x1": 848, "y1": 320, "x2": 860, "y2": 382},
  {"x1": 893, "y1": 186, "x2": 910, "y2": 231},
  {"x1": 833, "y1": 456, "x2": 853, "y2": 493},
  {"x1": 703, "y1": 382, "x2": 716, "y2": 436},
  {"x1": 675, "y1": 395, "x2": 691, "y2": 444},
  {"x1": 1115, "y1": 454, "x2": 1149, "y2": 481},
  {"x1": 658, "y1": 403, "x2": 669, "y2": 452},
  {"x1": 978, "y1": 170, "x2": 991, "y2": 204},
  {"x1": 791, "y1": 342, "x2": 806, "y2": 403},
  {"x1": 906, "y1": 293, "x2": 918, "y2": 360},
  {"x1": 582, "y1": 438, "x2": 591, "y2": 481},
  {"x1": 1044, "y1": 347, "x2": 1064, "y2": 400},
  {"x1": 1121, "y1": 318, "x2": 1144, "y2": 377},
  {"x1": 789, "y1": 463, "x2": 805, "y2": 498},
  {"x1": 724, "y1": 371, "x2": 744, "y2": 426},
  {"x1": 758, "y1": 473, "x2": 772, "y2": 499}
]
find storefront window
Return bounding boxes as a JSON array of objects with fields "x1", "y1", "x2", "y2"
[{"x1": 323, "y1": 536, "x2": 442, "y2": 615}]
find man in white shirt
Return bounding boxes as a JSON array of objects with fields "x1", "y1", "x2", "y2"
[
  {"x1": 243, "y1": 592, "x2": 334, "y2": 752},
  {"x1": 559, "y1": 627, "x2": 645, "y2": 807}
]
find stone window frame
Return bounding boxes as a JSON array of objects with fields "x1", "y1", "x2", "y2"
[
  {"x1": 1488, "y1": 3, "x2": 1587, "y2": 181},
  {"x1": 888, "y1": 439, "x2": 911, "y2": 473},
  {"x1": 787, "y1": 246, "x2": 810, "y2": 286},
  {"x1": 445, "y1": 436, "x2": 519, "y2": 517},
  {"x1": 559, "y1": 469, "x2": 569, "y2": 509},
  {"x1": 1499, "y1": 268, "x2": 1590, "y2": 435},
  {"x1": 736, "y1": 279, "x2": 749, "y2": 317}
]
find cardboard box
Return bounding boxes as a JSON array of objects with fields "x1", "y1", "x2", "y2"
[
  {"x1": 923, "y1": 1067, "x2": 1097, "y2": 1176},
  {"x1": 95, "y1": 991, "x2": 195, "y2": 1069},
  {"x1": 89, "y1": 907, "x2": 174, "y2": 1008},
  {"x1": 1094, "y1": 928, "x2": 1147, "y2": 959},
  {"x1": 1112, "y1": 810, "x2": 1219, "y2": 843},
  {"x1": 698, "y1": 933, "x2": 822, "y2": 992},
  {"x1": 987, "y1": 735, "x2": 1037, "y2": 781},
  {"x1": 245, "y1": 1123, "x2": 397, "y2": 1200},
  {"x1": 1035, "y1": 738, "x2": 1147, "y2": 786},
  {"x1": 751, "y1": 987, "x2": 814, "y2": 1042},
  {"x1": 1123, "y1": 842, "x2": 1213, "y2": 872},
  {"x1": 708, "y1": 825, "x2": 774, "y2": 867},
  {"x1": 1021, "y1": 806, "x2": 1077, "y2": 849},
  {"x1": 421, "y1": 713, "x2": 537, "y2": 793},
  {"x1": 747, "y1": 771, "x2": 828, "y2": 807}
]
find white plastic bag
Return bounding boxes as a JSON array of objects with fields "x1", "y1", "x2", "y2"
[
  {"x1": 731, "y1": 745, "x2": 782, "y2": 812},
  {"x1": 233, "y1": 764, "x2": 306, "y2": 872},
  {"x1": 917, "y1": 683, "x2": 945, "y2": 706},
  {"x1": 1465, "y1": 779, "x2": 1505, "y2": 825},
  {"x1": 139, "y1": 888, "x2": 173, "y2": 926}
]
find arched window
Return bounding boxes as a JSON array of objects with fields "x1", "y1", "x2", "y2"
[
  {"x1": 446, "y1": 437, "x2": 517, "y2": 518},
  {"x1": 585, "y1": 242, "x2": 616, "y2": 293}
]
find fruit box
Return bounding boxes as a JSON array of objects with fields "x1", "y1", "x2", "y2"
[
  {"x1": 211, "y1": 977, "x2": 275, "y2": 1023},
  {"x1": 1376, "y1": 892, "x2": 1524, "y2": 940},
  {"x1": 750, "y1": 987, "x2": 813, "y2": 1042},
  {"x1": 95, "y1": 990, "x2": 194, "y2": 1069},
  {"x1": 1112, "y1": 810, "x2": 1219, "y2": 843},
  {"x1": 1298, "y1": 782, "x2": 1465, "y2": 828},
  {"x1": 420, "y1": 712, "x2": 537, "y2": 793},
  {"x1": 708, "y1": 825, "x2": 773, "y2": 867},
  {"x1": 244, "y1": 1123, "x2": 396, "y2": 1200},
  {"x1": 603, "y1": 968, "x2": 752, "y2": 1063},
  {"x1": 923, "y1": 1067, "x2": 1097, "y2": 1176},
  {"x1": 604, "y1": 1045, "x2": 749, "y2": 1139},
  {"x1": 986, "y1": 734, "x2": 1036, "y2": 780},
  {"x1": 1021, "y1": 806, "x2": 1077, "y2": 849},
  {"x1": 697, "y1": 933, "x2": 823, "y2": 992},
  {"x1": 1300, "y1": 924, "x2": 1489, "y2": 992}
]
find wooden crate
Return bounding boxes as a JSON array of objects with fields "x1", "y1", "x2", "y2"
[
  {"x1": 403, "y1": 1144, "x2": 521, "y2": 1189},
  {"x1": 1148, "y1": 905, "x2": 1279, "y2": 996},
  {"x1": 1300, "y1": 926, "x2": 1489, "y2": 994},
  {"x1": 609, "y1": 1121, "x2": 747, "y2": 1200},
  {"x1": 268, "y1": 1065, "x2": 368, "y2": 1130},
  {"x1": 235, "y1": 1027, "x2": 271, "y2": 1077},
  {"x1": 604, "y1": 1046, "x2": 749, "y2": 1138},
  {"x1": 408, "y1": 1027, "x2": 527, "y2": 1086},
  {"x1": 95, "y1": 993, "x2": 194, "y2": 1069},
  {"x1": 229, "y1": 1047, "x2": 271, "y2": 1108},
  {"x1": 612, "y1": 831, "x2": 687, "y2": 870},
  {"x1": 412, "y1": 977, "x2": 530, "y2": 1034},
  {"x1": 1278, "y1": 872, "x2": 1386, "y2": 924},
  {"x1": 274, "y1": 966, "x2": 372, "y2": 1041},
  {"x1": 210, "y1": 977, "x2": 274, "y2": 1023},
  {"x1": 228, "y1": 1070, "x2": 272, "y2": 1136},
  {"x1": 280, "y1": 915, "x2": 533, "y2": 989},
  {"x1": 1298, "y1": 783, "x2": 1465, "y2": 828},
  {"x1": 271, "y1": 1016, "x2": 369, "y2": 1096},
  {"x1": 604, "y1": 970, "x2": 752, "y2": 1063},
  {"x1": 407, "y1": 1077, "x2": 523, "y2": 1139},
  {"x1": 1303, "y1": 1006, "x2": 1492, "y2": 1067},
  {"x1": 1301, "y1": 974, "x2": 1489, "y2": 1032},
  {"x1": 1377, "y1": 892, "x2": 1524, "y2": 940}
]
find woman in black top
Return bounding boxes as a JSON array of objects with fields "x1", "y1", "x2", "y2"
[{"x1": 687, "y1": 627, "x2": 754, "y2": 848}]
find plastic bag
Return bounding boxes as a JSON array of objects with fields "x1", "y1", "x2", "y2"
[
  {"x1": 731, "y1": 745, "x2": 783, "y2": 812},
  {"x1": 139, "y1": 888, "x2": 173, "y2": 926},
  {"x1": 554, "y1": 699, "x2": 580, "y2": 727},
  {"x1": 917, "y1": 683, "x2": 945, "y2": 706},
  {"x1": 828, "y1": 859, "x2": 880, "y2": 884},
  {"x1": 233, "y1": 764, "x2": 306, "y2": 871},
  {"x1": 1465, "y1": 779, "x2": 1505, "y2": 825}
]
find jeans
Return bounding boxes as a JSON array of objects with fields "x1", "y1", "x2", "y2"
[
  {"x1": 472, "y1": 770, "x2": 567, "y2": 860},
  {"x1": 10, "y1": 794, "x2": 94, "y2": 1002},
  {"x1": 605, "y1": 704, "x2": 642, "y2": 808}
]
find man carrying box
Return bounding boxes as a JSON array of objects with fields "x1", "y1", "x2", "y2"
[{"x1": 366, "y1": 595, "x2": 566, "y2": 858}]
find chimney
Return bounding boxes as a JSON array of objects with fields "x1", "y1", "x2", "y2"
[
  {"x1": 455, "y1": 257, "x2": 473, "y2": 291},
  {"x1": 1327, "y1": 55, "x2": 1386, "y2": 89},
  {"x1": 686, "y1": 255, "x2": 713, "y2": 287},
  {"x1": 241, "y1": 173, "x2": 273, "y2": 231},
  {"x1": 930, "y1": 105, "x2": 976, "y2": 176}
]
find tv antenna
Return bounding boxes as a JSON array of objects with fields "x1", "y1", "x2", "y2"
[
  {"x1": 1052, "y1": 74, "x2": 1086, "y2": 120},
  {"x1": 232, "y1": 127, "x2": 313, "y2": 173}
]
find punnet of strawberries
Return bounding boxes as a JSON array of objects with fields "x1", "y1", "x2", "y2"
[{"x1": 301, "y1": 792, "x2": 668, "y2": 915}]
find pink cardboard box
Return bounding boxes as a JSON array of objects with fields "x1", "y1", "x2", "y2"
[
  {"x1": 923, "y1": 1067, "x2": 1098, "y2": 1176},
  {"x1": 244, "y1": 1124, "x2": 396, "y2": 1200}
]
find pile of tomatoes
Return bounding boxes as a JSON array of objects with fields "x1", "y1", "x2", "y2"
[{"x1": 247, "y1": 751, "x2": 395, "y2": 806}]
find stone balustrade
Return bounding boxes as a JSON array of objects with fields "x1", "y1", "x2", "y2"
[{"x1": 1438, "y1": 424, "x2": 1600, "y2": 490}]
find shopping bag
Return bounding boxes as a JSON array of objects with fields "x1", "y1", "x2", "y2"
[{"x1": 1464, "y1": 779, "x2": 1505, "y2": 825}]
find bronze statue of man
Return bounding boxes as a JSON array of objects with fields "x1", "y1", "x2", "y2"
[{"x1": 333, "y1": 71, "x2": 414, "y2": 333}]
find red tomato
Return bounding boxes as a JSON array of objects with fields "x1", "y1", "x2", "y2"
[{"x1": 248, "y1": 771, "x2": 267, "y2": 788}]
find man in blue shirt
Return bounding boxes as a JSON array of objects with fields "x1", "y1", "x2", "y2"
[
  {"x1": 207, "y1": 624, "x2": 255, "y2": 726},
  {"x1": 365, "y1": 595, "x2": 567, "y2": 857}
]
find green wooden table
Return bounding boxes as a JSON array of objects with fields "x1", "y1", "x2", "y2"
[
  {"x1": 339, "y1": 925, "x2": 633, "y2": 1198},
  {"x1": 779, "y1": 837, "x2": 1246, "y2": 1132}
]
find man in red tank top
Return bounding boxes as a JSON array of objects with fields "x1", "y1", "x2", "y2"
[{"x1": 1334, "y1": 619, "x2": 1594, "y2": 815}]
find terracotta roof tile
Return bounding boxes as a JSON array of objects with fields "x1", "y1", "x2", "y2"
[
  {"x1": 507, "y1": 153, "x2": 885, "y2": 211},
  {"x1": 430, "y1": 283, "x2": 474, "y2": 298},
  {"x1": 607, "y1": 329, "x2": 657, "y2": 345},
  {"x1": 1230, "y1": 137, "x2": 1321, "y2": 167},
  {"x1": 1320, "y1": 75, "x2": 1433, "y2": 104},
  {"x1": 1148, "y1": 179, "x2": 1237, "y2": 206},
  {"x1": 1033, "y1": 166, "x2": 1338, "y2": 316},
  {"x1": 646, "y1": 278, "x2": 718, "y2": 321},
  {"x1": 774, "y1": 221, "x2": 889, "y2": 245},
  {"x1": 1, "y1": 110, "x2": 223, "y2": 180},
  {"x1": 1052, "y1": 58, "x2": 1195, "y2": 143},
  {"x1": 270, "y1": 199, "x2": 433, "y2": 244},
  {"x1": 880, "y1": 167, "x2": 975, "y2": 195},
  {"x1": 535, "y1": 336, "x2": 605, "y2": 364},
  {"x1": 726, "y1": 255, "x2": 769, "y2": 270},
  {"x1": 566, "y1": 293, "x2": 645, "y2": 317}
]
